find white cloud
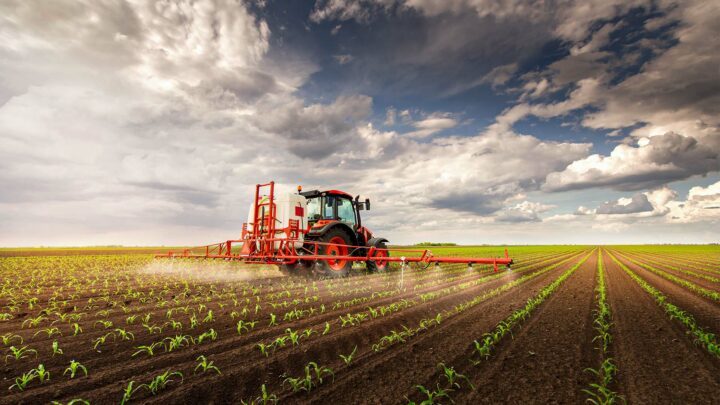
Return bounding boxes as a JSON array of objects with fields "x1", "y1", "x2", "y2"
[
  {"x1": 544, "y1": 132, "x2": 720, "y2": 192},
  {"x1": 496, "y1": 200, "x2": 555, "y2": 223},
  {"x1": 668, "y1": 181, "x2": 720, "y2": 223},
  {"x1": 406, "y1": 114, "x2": 459, "y2": 138}
]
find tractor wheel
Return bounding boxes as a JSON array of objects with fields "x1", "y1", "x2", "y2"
[
  {"x1": 366, "y1": 242, "x2": 389, "y2": 273},
  {"x1": 316, "y1": 228, "x2": 354, "y2": 277}
]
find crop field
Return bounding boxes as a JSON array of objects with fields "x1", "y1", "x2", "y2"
[{"x1": 2, "y1": 245, "x2": 720, "y2": 404}]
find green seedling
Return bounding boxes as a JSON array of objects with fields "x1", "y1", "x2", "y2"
[
  {"x1": 194, "y1": 355, "x2": 221, "y2": 374},
  {"x1": 339, "y1": 346, "x2": 358, "y2": 366},
  {"x1": 63, "y1": 360, "x2": 88, "y2": 378}
]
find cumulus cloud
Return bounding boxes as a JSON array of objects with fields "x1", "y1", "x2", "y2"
[
  {"x1": 252, "y1": 95, "x2": 373, "y2": 159},
  {"x1": 668, "y1": 181, "x2": 720, "y2": 223},
  {"x1": 496, "y1": 201, "x2": 555, "y2": 223},
  {"x1": 544, "y1": 132, "x2": 720, "y2": 192},
  {"x1": 406, "y1": 113, "x2": 459, "y2": 138},
  {"x1": 596, "y1": 193, "x2": 653, "y2": 215}
]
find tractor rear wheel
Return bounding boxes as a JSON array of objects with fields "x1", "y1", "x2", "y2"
[
  {"x1": 366, "y1": 242, "x2": 389, "y2": 273},
  {"x1": 316, "y1": 228, "x2": 354, "y2": 277}
]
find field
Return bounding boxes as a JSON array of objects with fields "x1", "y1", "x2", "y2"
[{"x1": 2, "y1": 245, "x2": 720, "y2": 404}]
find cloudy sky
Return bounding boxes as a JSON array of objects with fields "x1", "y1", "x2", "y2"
[{"x1": 1, "y1": 0, "x2": 719, "y2": 246}]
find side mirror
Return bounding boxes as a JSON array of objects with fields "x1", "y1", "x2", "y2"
[{"x1": 365, "y1": 198, "x2": 371, "y2": 210}]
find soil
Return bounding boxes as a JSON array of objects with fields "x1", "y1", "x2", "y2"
[
  {"x1": 602, "y1": 250, "x2": 720, "y2": 404},
  {"x1": 3, "y1": 247, "x2": 720, "y2": 404}
]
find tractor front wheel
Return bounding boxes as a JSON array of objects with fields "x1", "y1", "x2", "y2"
[
  {"x1": 316, "y1": 228, "x2": 354, "y2": 277},
  {"x1": 366, "y1": 242, "x2": 389, "y2": 273}
]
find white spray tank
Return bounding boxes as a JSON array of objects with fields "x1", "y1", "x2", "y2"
[{"x1": 246, "y1": 192, "x2": 307, "y2": 250}]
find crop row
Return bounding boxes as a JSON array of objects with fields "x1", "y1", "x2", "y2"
[
  {"x1": 583, "y1": 249, "x2": 621, "y2": 404},
  {"x1": 608, "y1": 252, "x2": 720, "y2": 358}
]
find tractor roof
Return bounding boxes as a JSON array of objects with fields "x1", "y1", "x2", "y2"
[{"x1": 299, "y1": 189, "x2": 353, "y2": 199}]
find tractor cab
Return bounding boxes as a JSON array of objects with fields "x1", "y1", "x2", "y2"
[{"x1": 298, "y1": 189, "x2": 370, "y2": 230}]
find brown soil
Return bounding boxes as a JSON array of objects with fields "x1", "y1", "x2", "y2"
[
  {"x1": 602, "y1": 250, "x2": 720, "y2": 404},
  {"x1": 4, "y1": 248, "x2": 720, "y2": 405},
  {"x1": 452, "y1": 249, "x2": 599, "y2": 404}
]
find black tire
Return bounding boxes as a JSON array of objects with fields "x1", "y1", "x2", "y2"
[
  {"x1": 315, "y1": 228, "x2": 354, "y2": 277},
  {"x1": 366, "y1": 241, "x2": 389, "y2": 273}
]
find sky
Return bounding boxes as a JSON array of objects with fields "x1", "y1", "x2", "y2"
[{"x1": 1, "y1": 0, "x2": 719, "y2": 246}]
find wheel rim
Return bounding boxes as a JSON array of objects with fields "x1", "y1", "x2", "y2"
[
  {"x1": 373, "y1": 249, "x2": 388, "y2": 270},
  {"x1": 326, "y1": 236, "x2": 349, "y2": 271}
]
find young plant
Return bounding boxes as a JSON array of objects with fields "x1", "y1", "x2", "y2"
[
  {"x1": 63, "y1": 360, "x2": 88, "y2": 378},
  {"x1": 437, "y1": 362, "x2": 474, "y2": 390},
  {"x1": 52, "y1": 340, "x2": 64, "y2": 356},
  {"x1": 9, "y1": 370, "x2": 37, "y2": 391},
  {"x1": 339, "y1": 345, "x2": 358, "y2": 366},
  {"x1": 33, "y1": 363, "x2": 51, "y2": 382},
  {"x1": 195, "y1": 328, "x2": 217, "y2": 344},
  {"x1": 120, "y1": 381, "x2": 140, "y2": 405},
  {"x1": 132, "y1": 341, "x2": 164, "y2": 357},
  {"x1": 140, "y1": 369, "x2": 184, "y2": 395},
  {"x1": 1, "y1": 333, "x2": 23, "y2": 346},
  {"x1": 408, "y1": 384, "x2": 453, "y2": 405},
  {"x1": 194, "y1": 355, "x2": 221, "y2": 375},
  {"x1": 257, "y1": 343, "x2": 270, "y2": 357},
  {"x1": 5, "y1": 345, "x2": 38, "y2": 363},
  {"x1": 255, "y1": 383, "x2": 278, "y2": 405}
]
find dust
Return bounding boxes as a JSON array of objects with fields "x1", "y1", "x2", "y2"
[{"x1": 142, "y1": 259, "x2": 284, "y2": 283}]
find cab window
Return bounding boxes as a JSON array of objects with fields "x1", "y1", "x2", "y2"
[
  {"x1": 306, "y1": 197, "x2": 321, "y2": 221},
  {"x1": 323, "y1": 196, "x2": 336, "y2": 219},
  {"x1": 337, "y1": 198, "x2": 356, "y2": 226}
]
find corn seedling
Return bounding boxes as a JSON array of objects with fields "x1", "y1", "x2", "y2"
[
  {"x1": 255, "y1": 384, "x2": 278, "y2": 405},
  {"x1": 34, "y1": 327, "x2": 62, "y2": 338},
  {"x1": 257, "y1": 343, "x2": 270, "y2": 357},
  {"x1": 195, "y1": 355, "x2": 221, "y2": 374},
  {"x1": 408, "y1": 384, "x2": 453, "y2": 405},
  {"x1": 5, "y1": 345, "x2": 38, "y2": 363},
  {"x1": 52, "y1": 340, "x2": 64, "y2": 356},
  {"x1": 339, "y1": 345, "x2": 358, "y2": 366},
  {"x1": 115, "y1": 328, "x2": 135, "y2": 341},
  {"x1": 140, "y1": 369, "x2": 184, "y2": 395},
  {"x1": 120, "y1": 381, "x2": 141, "y2": 405},
  {"x1": 1, "y1": 333, "x2": 23, "y2": 346},
  {"x1": 33, "y1": 363, "x2": 51, "y2": 382},
  {"x1": 64, "y1": 360, "x2": 88, "y2": 378},
  {"x1": 132, "y1": 341, "x2": 164, "y2": 357},
  {"x1": 195, "y1": 328, "x2": 217, "y2": 344},
  {"x1": 438, "y1": 362, "x2": 474, "y2": 390},
  {"x1": 9, "y1": 370, "x2": 37, "y2": 391}
]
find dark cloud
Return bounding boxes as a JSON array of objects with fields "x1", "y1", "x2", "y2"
[
  {"x1": 596, "y1": 193, "x2": 653, "y2": 214},
  {"x1": 252, "y1": 95, "x2": 373, "y2": 159}
]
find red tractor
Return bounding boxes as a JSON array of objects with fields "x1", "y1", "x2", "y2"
[
  {"x1": 156, "y1": 181, "x2": 513, "y2": 278},
  {"x1": 286, "y1": 188, "x2": 389, "y2": 276}
]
